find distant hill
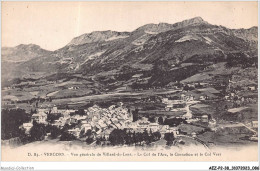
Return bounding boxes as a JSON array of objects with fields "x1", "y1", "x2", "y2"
[{"x1": 2, "y1": 44, "x2": 51, "y2": 62}]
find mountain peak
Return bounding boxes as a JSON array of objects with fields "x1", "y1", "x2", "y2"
[
  {"x1": 179, "y1": 16, "x2": 207, "y2": 26},
  {"x1": 15, "y1": 43, "x2": 41, "y2": 49},
  {"x1": 2, "y1": 43, "x2": 50, "y2": 62},
  {"x1": 190, "y1": 16, "x2": 204, "y2": 22},
  {"x1": 135, "y1": 17, "x2": 208, "y2": 34},
  {"x1": 67, "y1": 30, "x2": 130, "y2": 46}
]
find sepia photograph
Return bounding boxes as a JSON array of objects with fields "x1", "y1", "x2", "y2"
[{"x1": 1, "y1": 1, "x2": 258, "y2": 165}]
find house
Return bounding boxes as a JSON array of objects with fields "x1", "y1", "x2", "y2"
[
  {"x1": 191, "y1": 132, "x2": 197, "y2": 138},
  {"x1": 199, "y1": 95, "x2": 207, "y2": 101},
  {"x1": 52, "y1": 120, "x2": 64, "y2": 127},
  {"x1": 127, "y1": 122, "x2": 138, "y2": 129},
  {"x1": 224, "y1": 95, "x2": 230, "y2": 100},
  {"x1": 166, "y1": 127, "x2": 179, "y2": 136},
  {"x1": 201, "y1": 115, "x2": 209, "y2": 122},
  {"x1": 159, "y1": 125, "x2": 170, "y2": 136},
  {"x1": 99, "y1": 128, "x2": 113, "y2": 140},
  {"x1": 137, "y1": 117, "x2": 150, "y2": 129},
  {"x1": 248, "y1": 86, "x2": 256, "y2": 91},
  {"x1": 52, "y1": 106, "x2": 59, "y2": 113},
  {"x1": 251, "y1": 121, "x2": 258, "y2": 128},
  {"x1": 20, "y1": 122, "x2": 33, "y2": 134},
  {"x1": 66, "y1": 117, "x2": 78, "y2": 125},
  {"x1": 68, "y1": 128, "x2": 81, "y2": 137},
  {"x1": 162, "y1": 98, "x2": 169, "y2": 104},
  {"x1": 31, "y1": 111, "x2": 47, "y2": 123},
  {"x1": 81, "y1": 123, "x2": 92, "y2": 133},
  {"x1": 149, "y1": 123, "x2": 160, "y2": 132}
]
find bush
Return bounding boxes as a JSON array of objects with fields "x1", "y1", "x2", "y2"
[
  {"x1": 86, "y1": 137, "x2": 94, "y2": 144},
  {"x1": 60, "y1": 132, "x2": 76, "y2": 141},
  {"x1": 164, "y1": 133, "x2": 175, "y2": 146}
]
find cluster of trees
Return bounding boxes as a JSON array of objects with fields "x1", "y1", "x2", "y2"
[
  {"x1": 85, "y1": 129, "x2": 95, "y2": 144},
  {"x1": 109, "y1": 129, "x2": 161, "y2": 146},
  {"x1": 27, "y1": 122, "x2": 63, "y2": 142},
  {"x1": 69, "y1": 109, "x2": 86, "y2": 116},
  {"x1": 1, "y1": 107, "x2": 79, "y2": 143},
  {"x1": 29, "y1": 121, "x2": 47, "y2": 141},
  {"x1": 47, "y1": 113, "x2": 62, "y2": 123},
  {"x1": 225, "y1": 53, "x2": 258, "y2": 68},
  {"x1": 75, "y1": 109, "x2": 85, "y2": 116},
  {"x1": 1, "y1": 109, "x2": 31, "y2": 140},
  {"x1": 60, "y1": 132, "x2": 76, "y2": 141},
  {"x1": 59, "y1": 123, "x2": 78, "y2": 141},
  {"x1": 79, "y1": 129, "x2": 95, "y2": 144},
  {"x1": 149, "y1": 60, "x2": 206, "y2": 87},
  {"x1": 183, "y1": 85, "x2": 195, "y2": 91},
  {"x1": 27, "y1": 97, "x2": 46, "y2": 105}
]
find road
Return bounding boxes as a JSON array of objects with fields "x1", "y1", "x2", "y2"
[
  {"x1": 53, "y1": 89, "x2": 181, "y2": 104},
  {"x1": 175, "y1": 135, "x2": 210, "y2": 150}
]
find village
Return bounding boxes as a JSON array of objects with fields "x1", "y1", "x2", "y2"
[
  {"x1": 17, "y1": 87, "x2": 258, "y2": 147},
  {"x1": 1, "y1": 63, "x2": 258, "y2": 148}
]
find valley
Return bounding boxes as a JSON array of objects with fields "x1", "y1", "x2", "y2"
[{"x1": 1, "y1": 17, "x2": 258, "y2": 149}]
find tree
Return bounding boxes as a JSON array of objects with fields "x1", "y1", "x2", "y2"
[
  {"x1": 47, "y1": 113, "x2": 62, "y2": 123},
  {"x1": 49, "y1": 126, "x2": 61, "y2": 139},
  {"x1": 96, "y1": 137, "x2": 101, "y2": 145},
  {"x1": 109, "y1": 129, "x2": 126, "y2": 145},
  {"x1": 158, "y1": 117, "x2": 164, "y2": 125},
  {"x1": 152, "y1": 131, "x2": 161, "y2": 141},
  {"x1": 148, "y1": 117, "x2": 155, "y2": 123},
  {"x1": 143, "y1": 129, "x2": 151, "y2": 145},
  {"x1": 125, "y1": 131, "x2": 133, "y2": 145},
  {"x1": 135, "y1": 132, "x2": 143, "y2": 145},
  {"x1": 79, "y1": 129, "x2": 86, "y2": 138},
  {"x1": 86, "y1": 137, "x2": 94, "y2": 144},
  {"x1": 76, "y1": 109, "x2": 85, "y2": 116},
  {"x1": 18, "y1": 128, "x2": 30, "y2": 144},
  {"x1": 30, "y1": 121, "x2": 47, "y2": 141},
  {"x1": 132, "y1": 108, "x2": 139, "y2": 122},
  {"x1": 164, "y1": 133, "x2": 175, "y2": 146},
  {"x1": 85, "y1": 129, "x2": 92, "y2": 137}
]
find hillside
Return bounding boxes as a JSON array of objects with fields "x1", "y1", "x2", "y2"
[
  {"x1": 2, "y1": 44, "x2": 51, "y2": 62},
  {"x1": 1, "y1": 17, "x2": 258, "y2": 87}
]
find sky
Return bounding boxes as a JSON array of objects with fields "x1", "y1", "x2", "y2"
[{"x1": 2, "y1": 1, "x2": 258, "y2": 51}]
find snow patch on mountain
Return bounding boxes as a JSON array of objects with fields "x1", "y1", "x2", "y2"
[
  {"x1": 203, "y1": 36, "x2": 213, "y2": 44},
  {"x1": 145, "y1": 31, "x2": 158, "y2": 35},
  {"x1": 175, "y1": 35, "x2": 199, "y2": 43},
  {"x1": 83, "y1": 51, "x2": 106, "y2": 64},
  {"x1": 105, "y1": 35, "x2": 129, "y2": 41}
]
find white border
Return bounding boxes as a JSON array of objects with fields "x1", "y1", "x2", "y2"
[{"x1": 0, "y1": 0, "x2": 259, "y2": 170}]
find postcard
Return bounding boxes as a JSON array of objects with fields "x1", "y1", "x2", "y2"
[{"x1": 1, "y1": 1, "x2": 258, "y2": 162}]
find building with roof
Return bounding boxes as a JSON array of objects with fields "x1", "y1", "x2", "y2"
[
  {"x1": 251, "y1": 121, "x2": 258, "y2": 129},
  {"x1": 20, "y1": 122, "x2": 33, "y2": 134},
  {"x1": 31, "y1": 111, "x2": 47, "y2": 123}
]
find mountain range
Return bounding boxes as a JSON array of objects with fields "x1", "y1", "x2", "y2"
[{"x1": 2, "y1": 17, "x2": 258, "y2": 84}]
